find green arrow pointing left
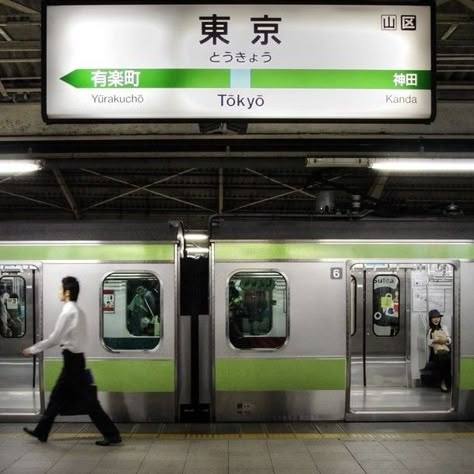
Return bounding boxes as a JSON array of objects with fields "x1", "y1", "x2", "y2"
[{"x1": 60, "y1": 69, "x2": 230, "y2": 88}]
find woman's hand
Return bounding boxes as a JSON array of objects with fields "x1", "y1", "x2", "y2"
[{"x1": 22, "y1": 348, "x2": 32, "y2": 356}]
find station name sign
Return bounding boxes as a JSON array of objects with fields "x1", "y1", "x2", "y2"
[{"x1": 43, "y1": 2, "x2": 435, "y2": 122}]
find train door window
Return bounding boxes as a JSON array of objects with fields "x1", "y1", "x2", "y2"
[
  {"x1": 102, "y1": 272, "x2": 161, "y2": 351},
  {"x1": 372, "y1": 274, "x2": 400, "y2": 337},
  {"x1": 350, "y1": 276, "x2": 356, "y2": 336},
  {"x1": 228, "y1": 271, "x2": 287, "y2": 350},
  {"x1": 0, "y1": 276, "x2": 26, "y2": 338}
]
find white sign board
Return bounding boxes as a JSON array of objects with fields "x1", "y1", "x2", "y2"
[{"x1": 43, "y1": 2, "x2": 435, "y2": 122}]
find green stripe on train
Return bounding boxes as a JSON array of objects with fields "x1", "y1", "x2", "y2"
[
  {"x1": 460, "y1": 357, "x2": 474, "y2": 390},
  {"x1": 0, "y1": 244, "x2": 174, "y2": 261},
  {"x1": 214, "y1": 242, "x2": 474, "y2": 260},
  {"x1": 216, "y1": 358, "x2": 345, "y2": 391},
  {"x1": 44, "y1": 359, "x2": 175, "y2": 392}
]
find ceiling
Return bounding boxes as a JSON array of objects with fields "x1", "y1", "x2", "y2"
[{"x1": 0, "y1": 0, "x2": 473, "y2": 228}]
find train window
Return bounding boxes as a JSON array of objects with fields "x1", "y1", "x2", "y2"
[
  {"x1": 350, "y1": 276, "x2": 356, "y2": 336},
  {"x1": 228, "y1": 271, "x2": 287, "y2": 350},
  {"x1": 0, "y1": 276, "x2": 26, "y2": 338},
  {"x1": 372, "y1": 274, "x2": 400, "y2": 337},
  {"x1": 102, "y1": 272, "x2": 161, "y2": 351}
]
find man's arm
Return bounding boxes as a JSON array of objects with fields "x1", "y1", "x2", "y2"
[{"x1": 23, "y1": 309, "x2": 70, "y2": 356}]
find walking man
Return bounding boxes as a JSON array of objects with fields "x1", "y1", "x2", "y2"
[{"x1": 22, "y1": 276, "x2": 122, "y2": 446}]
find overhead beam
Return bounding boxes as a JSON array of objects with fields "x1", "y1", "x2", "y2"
[
  {"x1": 0, "y1": 58, "x2": 40, "y2": 63},
  {"x1": 0, "y1": 26, "x2": 12, "y2": 41},
  {"x1": 458, "y1": 0, "x2": 474, "y2": 12},
  {"x1": 246, "y1": 167, "x2": 317, "y2": 199},
  {"x1": 0, "y1": 0, "x2": 39, "y2": 15},
  {"x1": 0, "y1": 41, "x2": 40, "y2": 51},
  {"x1": 228, "y1": 185, "x2": 317, "y2": 213},
  {"x1": 0, "y1": 18, "x2": 40, "y2": 26},
  {"x1": 0, "y1": 76, "x2": 40, "y2": 81},
  {"x1": 51, "y1": 166, "x2": 81, "y2": 220},
  {"x1": 218, "y1": 168, "x2": 224, "y2": 213},
  {"x1": 440, "y1": 24, "x2": 459, "y2": 41},
  {"x1": 0, "y1": 79, "x2": 7, "y2": 97},
  {"x1": 81, "y1": 168, "x2": 216, "y2": 213},
  {"x1": 0, "y1": 189, "x2": 70, "y2": 211},
  {"x1": 5, "y1": 88, "x2": 40, "y2": 93}
]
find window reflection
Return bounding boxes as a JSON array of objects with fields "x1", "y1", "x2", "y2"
[
  {"x1": 351, "y1": 276, "x2": 356, "y2": 336},
  {"x1": 102, "y1": 272, "x2": 160, "y2": 351},
  {"x1": 0, "y1": 277, "x2": 26, "y2": 338},
  {"x1": 228, "y1": 271, "x2": 287, "y2": 350}
]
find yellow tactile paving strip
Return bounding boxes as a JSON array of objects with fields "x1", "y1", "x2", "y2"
[{"x1": 3, "y1": 431, "x2": 474, "y2": 441}]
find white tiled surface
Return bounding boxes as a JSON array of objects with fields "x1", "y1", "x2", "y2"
[{"x1": 1, "y1": 422, "x2": 474, "y2": 473}]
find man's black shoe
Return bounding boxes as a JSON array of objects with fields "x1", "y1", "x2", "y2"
[
  {"x1": 95, "y1": 437, "x2": 122, "y2": 446},
  {"x1": 23, "y1": 427, "x2": 47, "y2": 443}
]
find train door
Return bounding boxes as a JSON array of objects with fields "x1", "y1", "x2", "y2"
[
  {"x1": 0, "y1": 265, "x2": 41, "y2": 416},
  {"x1": 348, "y1": 263, "x2": 455, "y2": 417},
  {"x1": 178, "y1": 256, "x2": 211, "y2": 421}
]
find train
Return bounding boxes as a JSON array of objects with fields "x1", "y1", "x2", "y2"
[{"x1": 1, "y1": 217, "x2": 474, "y2": 423}]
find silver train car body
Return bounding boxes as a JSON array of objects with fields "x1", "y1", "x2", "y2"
[
  {"x1": 0, "y1": 222, "x2": 181, "y2": 422},
  {"x1": 1, "y1": 219, "x2": 474, "y2": 423},
  {"x1": 211, "y1": 219, "x2": 474, "y2": 422}
]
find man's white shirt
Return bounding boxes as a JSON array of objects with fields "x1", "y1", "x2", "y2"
[{"x1": 29, "y1": 301, "x2": 87, "y2": 354}]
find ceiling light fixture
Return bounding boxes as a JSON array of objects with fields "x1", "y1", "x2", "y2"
[
  {"x1": 306, "y1": 157, "x2": 370, "y2": 167},
  {"x1": 370, "y1": 159, "x2": 474, "y2": 172},
  {"x1": 0, "y1": 160, "x2": 42, "y2": 174},
  {"x1": 306, "y1": 157, "x2": 474, "y2": 173}
]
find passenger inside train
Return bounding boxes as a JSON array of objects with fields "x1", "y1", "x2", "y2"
[
  {"x1": 228, "y1": 273, "x2": 287, "y2": 349},
  {"x1": 127, "y1": 285, "x2": 149, "y2": 336},
  {"x1": 5, "y1": 293, "x2": 23, "y2": 337},
  {"x1": 0, "y1": 297, "x2": 10, "y2": 337},
  {"x1": 427, "y1": 309, "x2": 452, "y2": 393},
  {"x1": 0, "y1": 284, "x2": 24, "y2": 338}
]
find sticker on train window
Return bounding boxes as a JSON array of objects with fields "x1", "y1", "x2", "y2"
[{"x1": 373, "y1": 274, "x2": 400, "y2": 337}]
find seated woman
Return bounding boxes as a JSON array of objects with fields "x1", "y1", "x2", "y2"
[{"x1": 427, "y1": 309, "x2": 452, "y2": 392}]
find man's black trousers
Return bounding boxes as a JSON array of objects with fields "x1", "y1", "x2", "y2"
[{"x1": 32, "y1": 350, "x2": 120, "y2": 441}]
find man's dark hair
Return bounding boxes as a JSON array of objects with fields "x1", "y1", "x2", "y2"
[{"x1": 62, "y1": 276, "x2": 79, "y2": 301}]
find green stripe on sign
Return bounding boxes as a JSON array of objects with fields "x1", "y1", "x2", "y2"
[
  {"x1": 460, "y1": 357, "x2": 474, "y2": 390},
  {"x1": 0, "y1": 243, "x2": 174, "y2": 261},
  {"x1": 61, "y1": 69, "x2": 230, "y2": 88},
  {"x1": 60, "y1": 68, "x2": 430, "y2": 90},
  {"x1": 251, "y1": 69, "x2": 430, "y2": 90},
  {"x1": 216, "y1": 358, "x2": 346, "y2": 391},
  {"x1": 214, "y1": 242, "x2": 474, "y2": 261},
  {"x1": 44, "y1": 359, "x2": 175, "y2": 392}
]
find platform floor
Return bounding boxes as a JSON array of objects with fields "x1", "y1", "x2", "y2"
[{"x1": 1, "y1": 421, "x2": 474, "y2": 473}]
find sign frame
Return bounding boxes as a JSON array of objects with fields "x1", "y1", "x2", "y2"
[{"x1": 41, "y1": 0, "x2": 436, "y2": 124}]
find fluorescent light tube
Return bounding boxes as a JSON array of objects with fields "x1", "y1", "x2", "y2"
[
  {"x1": 0, "y1": 160, "x2": 41, "y2": 174},
  {"x1": 186, "y1": 247, "x2": 209, "y2": 254},
  {"x1": 184, "y1": 233, "x2": 209, "y2": 241},
  {"x1": 370, "y1": 159, "x2": 474, "y2": 172}
]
